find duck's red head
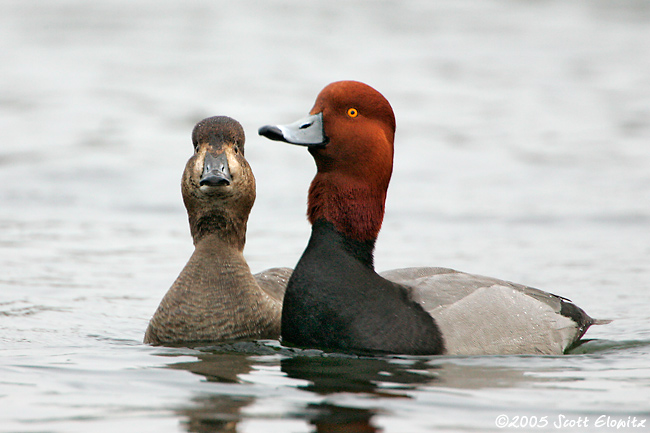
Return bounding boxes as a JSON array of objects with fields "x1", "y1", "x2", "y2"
[{"x1": 259, "y1": 81, "x2": 396, "y2": 241}]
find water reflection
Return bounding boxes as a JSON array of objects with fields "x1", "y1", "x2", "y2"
[
  {"x1": 169, "y1": 352, "x2": 254, "y2": 384},
  {"x1": 165, "y1": 348, "x2": 258, "y2": 432},
  {"x1": 281, "y1": 355, "x2": 438, "y2": 395},
  {"x1": 164, "y1": 346, "x2": 591, "y2": 432},
  {"x1": 303, "y1": 402, "x2": 379, "y2": 433},
  {"x1": 282, "y1": 355, "x2": 438, "y2": 433},
  {"x1": 178, "y1": 394, "x2": 251, "y2": 433},
  {"x1": 164, "y1": 347, "x2": 441, "y2": 432}
]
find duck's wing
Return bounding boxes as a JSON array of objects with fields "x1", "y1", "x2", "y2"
[
  {"x1": 380, "y1": 267, "x2": 605, "y2": 355},
  {"x1": 381, "y1": 267, "x2": 566, "y2": 312},
  {"x1": 254, "y1": 267, "x2": 293, "y2": 302}
]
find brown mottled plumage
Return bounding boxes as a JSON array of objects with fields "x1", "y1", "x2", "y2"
[{"x1": 144, "y1": 116, "x2": 291, "y2": 346}]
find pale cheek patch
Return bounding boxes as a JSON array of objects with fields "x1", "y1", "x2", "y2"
[
  {"x1": 195, "y1": 147, "x2": 208, "y2": 173},
  {"x1": 194, "y1": 147, "x2": 209, "y2": 193},
  {"x1": 226, "y1": 153, "x2": 242, "y2": 178}
]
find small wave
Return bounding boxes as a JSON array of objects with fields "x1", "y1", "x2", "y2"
[
  {"x1": 0, "y1": 300, "x2": 69, "y2": 317},
  {"x1": 568, "y1": 338, "x2": 650, "y2": 354}
]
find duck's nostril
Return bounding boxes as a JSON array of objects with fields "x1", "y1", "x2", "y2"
[
  {"x1": 201, "y1": 152, "x2": 232, "y2": 187},
  {"x1": 259, "y1": 113, "x2": 325, "y2": 146}
]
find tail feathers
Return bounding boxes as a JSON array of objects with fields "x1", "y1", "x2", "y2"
[{"x1": 592, "y1": 318, "x2": 613, "y2": 325}]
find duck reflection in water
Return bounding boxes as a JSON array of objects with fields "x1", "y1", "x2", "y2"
[
  {"x1": 168, "y1": 349, "x2": 258, "y2": 432},
  {"x1": 164, "y1": 344, "x2": 552, "y2": 433},
  {"x1": 281, "y1": 355, "x2": 438, "y2": 432},
  {"x1": 163, "y1": 345, "x2": 438, "y2": 433},
  {"x1": 303, "y1": 402, "x2": 379, "y2": 433},
  {"x1": 281, "y1": 355, "x2": 437, "y2": 395}
]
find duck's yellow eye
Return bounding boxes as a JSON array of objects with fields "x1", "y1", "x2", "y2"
[{"x1": 347, "y1": 108, "x2": 358, "y2": 118}]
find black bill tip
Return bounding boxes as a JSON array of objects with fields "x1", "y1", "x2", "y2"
[
  {"x1": 258, "y1": 125, "x2": 286, "y2": 142},
  {"x1": 199, "y1": 172, "x2": 231, "y2": 187}
]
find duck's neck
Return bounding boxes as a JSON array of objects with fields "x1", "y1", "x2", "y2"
[
  {"x1": 188, "y1": 232, "x2": 256, "y2": 294},
  {"x1": 307, "y1": 173, "x2": 386, "y2": 242},
  {"x1": 309, "y1": 219, "x2": 376, "y2": 269},
  {"x1": 189, "y1": 207, "x2": 247, "y2": 251}
]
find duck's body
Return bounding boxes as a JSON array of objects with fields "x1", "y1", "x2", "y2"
[
  {"x1": 144, "y1": 234, "x2": 291, "y2": 345},
  {"x1": 144, "y1": 116, "x2": 291, "y2": 346},
  {"x1": 259, "y1": 81, "x2": 605, "y2": 356},
  {"x1": 283, "y1": 218, "x2": 592, "y2": 356},
  {"x1": 379, "y1": 267, "x2": 594, "y2": 355},
  {"x1": 283, "y1": 220, "x2": 443, "y2": 355}
]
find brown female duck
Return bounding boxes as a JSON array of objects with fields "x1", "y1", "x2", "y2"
[{"x1": 144, "y1": 116, "x2": 291, "y2": 345}]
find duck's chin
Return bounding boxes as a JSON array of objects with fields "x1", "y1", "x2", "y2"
[{"x1": 198, "y1": 184, "x2": 230, "y2": 195}]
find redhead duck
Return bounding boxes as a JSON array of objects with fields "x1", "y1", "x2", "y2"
[
  {"x1": 144, "y1": 116, "x2": 292, "y2": 345},
  {"x1": 259, "y1": 81, "x2": 606, "y2": 355}
]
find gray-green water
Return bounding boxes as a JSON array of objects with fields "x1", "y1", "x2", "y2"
[{"x1": 1, "y1": 1, "x2": 649, "y2": 431}]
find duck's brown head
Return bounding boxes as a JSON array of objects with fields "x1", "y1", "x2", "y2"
[
  {"x1": 183, "y1": 116, "x2": 255, "y2": 249},
  {"x1": 259, "y1": 81, "x2": 395, "y2": 241}
]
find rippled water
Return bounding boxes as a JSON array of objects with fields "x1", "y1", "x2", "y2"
[{"x1": 1, "y1": 0, "x2": 649, "y2": 432}]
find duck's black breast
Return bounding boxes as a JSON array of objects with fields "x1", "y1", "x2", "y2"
[{"x1": 281, "y1": 220, "x2": 444, "y2": 355}]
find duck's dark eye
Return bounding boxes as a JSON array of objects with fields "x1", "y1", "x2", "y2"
[
  {"x1": 347, "y1": 108, "x2": 358, "y2": 118},
  {"x1": 233, "y1": 146, "x2": 239, "y2": 154}
]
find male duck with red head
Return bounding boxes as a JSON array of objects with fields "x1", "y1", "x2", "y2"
[{"x1": 259, "y1": 81, "x2": 606, "y2": 356}]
